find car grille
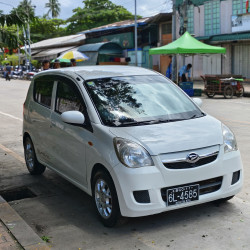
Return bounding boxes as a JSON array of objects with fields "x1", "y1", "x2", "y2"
[
  {"x1": 163, "y1": 152, "x2": 218, "y2": 169},
  {"x1": 161, "y1": 176, "x2": 223, "y2": 202}
]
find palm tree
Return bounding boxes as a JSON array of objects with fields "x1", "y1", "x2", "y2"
[{"x1": 45, "y1": 0, "x2": 61, "y2": 18}]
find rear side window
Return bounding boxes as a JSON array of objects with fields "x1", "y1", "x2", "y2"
[
  {"x1": 55, "y1": 80, "x2": 85, "y2": 114},
  {"x1": 34, "y1": 78, "x2": 54, "y2": 108}
]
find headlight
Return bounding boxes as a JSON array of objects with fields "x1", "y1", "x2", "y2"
[
  {"x1": 114, "y1": 138, "x2": 154, "y2": 168},
  {"x1": 222, "y1": 124, "x2": 238, "y2": 153}
]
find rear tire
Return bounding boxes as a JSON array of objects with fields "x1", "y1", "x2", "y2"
[
  {"x1": 92, "y1": 171, "x2": 121, "y2": 227},
  {"x1": 24, "y1": 136, "x2": 46, "y2": 175}
]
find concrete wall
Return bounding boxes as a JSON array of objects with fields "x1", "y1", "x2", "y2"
[
  {"x1": 194, "y1": 5, "x2": 204, "y2": 37},
  {"x1": 222, "y1": 44, "x2": 232, "y2": 74},
  {"x1": 221, "y1": 0, "x2": 232, "y2": 34}
]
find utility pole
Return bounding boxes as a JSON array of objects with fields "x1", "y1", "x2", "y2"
[
  {"x1": 23, "y1": 26, "x2": 28, "y2": 67},
  {"x1": 17, "y1": 26, "x2": 20, "y2": 68},
  {"x1": 26, "y1": 4, "x2": 36, "y2": 71},
  {"x1": 134, "y1": 0, "x2": 138, "y2": 66},
  {"x1": 27, "y1": 22, "x2": 32, "y2": 71},
  {"x1": 179, "y1": 0, "x2": 189, "y2": 67},
  {"x1": 172, "y1": 0, "x2": 177, "y2": 82}
]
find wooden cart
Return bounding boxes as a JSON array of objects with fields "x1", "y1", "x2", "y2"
[{"x1": 200, "y1": 74, "x2": 244, "y2": 99}]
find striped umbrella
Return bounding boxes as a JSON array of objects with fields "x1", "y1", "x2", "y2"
[{"x1": 58, "y1": 50, "x2": 89, "y2": 62}]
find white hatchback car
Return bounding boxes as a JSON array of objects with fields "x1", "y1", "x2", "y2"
[{"x1": 23, "y1": 66, "x2": 243, "y2": 227}]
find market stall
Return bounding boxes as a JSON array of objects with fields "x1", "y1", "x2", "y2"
[{"x1": 149, "y1": 32, "x2": 226, "y2": 95}]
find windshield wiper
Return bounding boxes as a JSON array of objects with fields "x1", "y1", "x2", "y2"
[
  {"x1": 116, "y1": 118, "x2": 187, "y2": 127},
  {"x1": 116, "y1": 119, "x2": 158, "y2": 126},
  {"x1": 188, "y1": 112, "x2": 206, "y2": 120}
]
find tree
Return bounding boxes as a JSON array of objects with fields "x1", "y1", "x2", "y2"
[
  {"x1": 14, "y1": 0, "x2": 35, "y2": 23},
  {"x1": 0, "y1": 8, "x2": 26, "y2": 52},
  {"x1": 67, "y1": 0, "x2": 137, "y2": 34},
  {"x1": 45, "y1": 0, "x2": 61, "y2": 19},
  {"x1": 30, "y1": 18, "x2": 67, "y2": 42}
]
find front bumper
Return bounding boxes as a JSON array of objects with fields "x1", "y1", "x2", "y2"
[{"x1": 111, "y1": 146, "x2": 243, "y2": 217}]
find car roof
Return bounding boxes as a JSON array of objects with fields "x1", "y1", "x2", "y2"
[{"x1": 34, "y1": 65, "x2": 159, "y2": 80}]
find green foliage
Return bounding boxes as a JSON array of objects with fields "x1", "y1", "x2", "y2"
[
  {"x1": 30, "y1": 18, "x2": 67, "y2": 43},
  {"x1": 31, "y1": 59, "x2": 39, "y2": 68},
  {"x1": 0, "y1": 0, "x2": 36, "y2": 52},
  {"x1": 11, "y1": 0, "x2": 36, "y2": 25},
  {"x1": 45, "y1": 0, "x2": 61, "y2": 18},
  {"x1": 1, "y1": 54, "x2": 18, "y2": 66},
  {"x1": 41, "y1": 235, "x2": 50, "y2": 243},
  {"x1": 1, "y1": 60, "x2": 10, "y2": 65},
  {"x1": 67, "y1": 0, "x2": 138, "y2": 34},
  {"x1": 0, "y1": 28, "x2": 18, "y2": 52}
]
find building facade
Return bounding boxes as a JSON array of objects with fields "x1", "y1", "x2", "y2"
[{"x1": 175, "y1": 0, "x2": 250, "y2": 79}]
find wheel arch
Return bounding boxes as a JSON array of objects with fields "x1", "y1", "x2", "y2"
[
  {"x1": 23, "y1": 132, "x2": 31, "y2": 145},
  {"x1": 90, "y1": 163, "x2": 113, "y2": 192}
]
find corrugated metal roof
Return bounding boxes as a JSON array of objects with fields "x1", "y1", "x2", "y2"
[
  {"x1": 78, "y1": 13, "x2": 172, "y2": 34},
  {"x1": 30, "y1": 34, "x2": 86, "y2": 49},
  {"x1": 79, "y1": 18, "x2": 150, "y2": 34},
  {"x1": 32, "y1": 46, "x2": 77, "y2": 59}
]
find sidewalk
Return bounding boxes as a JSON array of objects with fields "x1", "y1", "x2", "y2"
[
  {"x1": 0, "y1": 196, "x2": 50, "y2": 250},
  {"x1": 0, "y1": 220, "x2": 20, "y2": 249}
]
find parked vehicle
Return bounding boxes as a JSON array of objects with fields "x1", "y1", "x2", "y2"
[
  {"x1": 201, "y1": 75, "x2": 244, "y2": 98},
  {"x1": 23, "y1": 66, "x2": 243, "y2": 227},
  {"x1": 12, "y1": 66, "x2": 24, "y2": 79}
]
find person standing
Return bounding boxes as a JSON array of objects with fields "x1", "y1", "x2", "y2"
[{"x1": 179, "y1": 63, "x2": 192, "y2": 82}]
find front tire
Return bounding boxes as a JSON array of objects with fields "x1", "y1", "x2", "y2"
[
  {"x1": 24, "y1": 136, "x2": 46, "y2": 175},
  {"x1": 205, "y1": 85, "x2": 216, "y2": 98},
  {"x1": 224, "y1": 85, "x2": 234, "y2": 99},
  {"x1": 92, "y1": 171, "x2": 121, "y2": 227}
]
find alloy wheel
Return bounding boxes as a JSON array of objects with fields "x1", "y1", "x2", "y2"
[
  {"x1": 25, "y1": 140, "x2": 35, "y2": 171},
  {"x1": 95, "y1": 179, "x2": 112, "y2": 219}
]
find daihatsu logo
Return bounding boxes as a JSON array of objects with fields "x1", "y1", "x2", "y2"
[{"x1": 186, "y1": 152, "x2": 200, "y2": 163}]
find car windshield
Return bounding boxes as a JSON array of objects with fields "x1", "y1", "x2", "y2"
[{"x1": 84, "y1": 75, "x2": 204, "y2": 127}]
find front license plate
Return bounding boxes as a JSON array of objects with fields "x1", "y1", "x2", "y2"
[{"x1": 166, "y1": 184, "x2": 199, "y2": 206}]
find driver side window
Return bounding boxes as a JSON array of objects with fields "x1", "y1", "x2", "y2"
[{"x1": 55, "y1": 80, "x2": 85, "y2": 114}]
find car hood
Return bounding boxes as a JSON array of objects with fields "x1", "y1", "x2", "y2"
[{"x1": 109, "y1": 115, "x2": 223, "y2": 155}]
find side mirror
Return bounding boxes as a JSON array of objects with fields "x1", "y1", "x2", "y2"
[
  {"x1": 192, "y1": 98, "x2": 203, "y2": 108},
  {"x1": 61, "y1": 111, "x2": 85, "y2": 125}
]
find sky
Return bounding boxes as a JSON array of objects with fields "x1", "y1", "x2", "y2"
[{"x1": 0, "y1": 0, "x2": 172, "y2": 20}]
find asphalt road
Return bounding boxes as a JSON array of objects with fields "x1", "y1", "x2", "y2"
[{"x1": 0, "y1": 78, "x2": 250, "y2": 250}]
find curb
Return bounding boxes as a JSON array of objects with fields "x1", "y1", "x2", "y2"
[{"x1": 0, "y1": 196, "x2": 50, "y2": 250}]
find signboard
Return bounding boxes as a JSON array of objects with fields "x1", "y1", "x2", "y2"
[
  {"x1": 232, "y1": 13, "x2": 250, "y2": 32},
  {"x1": 86, "y1": 32, "x2": 134, "y2": 49}
]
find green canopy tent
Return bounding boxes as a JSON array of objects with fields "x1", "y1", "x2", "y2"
[{"x1": 149, "y1": 31, "x2": 226, "y2": 83}]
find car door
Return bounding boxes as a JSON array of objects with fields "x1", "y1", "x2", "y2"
[
  {"x1": 48, "y1": 76, "x2": 92, "y2": 187},
  {"x1": 28, "y1": 75, "x2": 55, "y2": 165}
]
